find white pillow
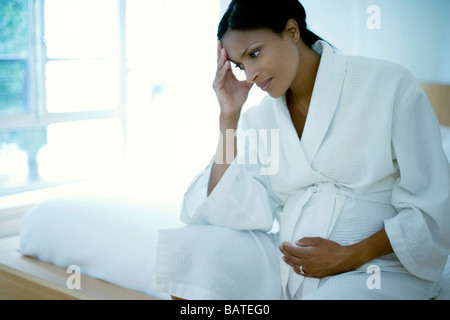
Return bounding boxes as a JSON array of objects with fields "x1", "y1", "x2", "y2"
[{"x1": 19, "y1": 197, "x2": 182, "y2": 299}]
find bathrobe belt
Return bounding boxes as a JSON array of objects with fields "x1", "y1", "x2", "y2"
[{"x1": 279, "y1": 181, "x2": 392, "y2": 298}]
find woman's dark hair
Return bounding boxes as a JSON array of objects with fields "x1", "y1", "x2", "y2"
[{"x1": 218, "y1": 0, "x2": 322, "y2": 48}]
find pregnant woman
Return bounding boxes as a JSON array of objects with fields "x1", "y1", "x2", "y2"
[{"x1": 155, "y1": 0, "x2": 450, "y2": 300}]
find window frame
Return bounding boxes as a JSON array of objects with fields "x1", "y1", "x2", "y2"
[{"x1": 0, "y1": 0, "x2": 35, "y2": 130}]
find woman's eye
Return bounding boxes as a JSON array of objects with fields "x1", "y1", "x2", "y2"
[
  {"x1": 250, "y1": 50, "x2": 260, "y2": 58},
  {"x1": 234, "y1": 63, "x2": 244, "y2": 71}
]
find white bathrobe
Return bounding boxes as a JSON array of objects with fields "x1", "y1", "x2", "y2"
[{"x1": 156, "y1": 41, "x2": 450, "y2": 300}]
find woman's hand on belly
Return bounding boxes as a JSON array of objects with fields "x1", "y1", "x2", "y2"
[
  {"x1": 279, "y1": 229, "x2": 393, "y2": 278},
  {"x1": 279, "y1": 237, "x2": 359, "y2": 278}
]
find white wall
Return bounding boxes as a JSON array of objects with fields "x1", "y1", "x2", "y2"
[{"x1": 301, "y1": 0, "x2": 450, "y2": 83}]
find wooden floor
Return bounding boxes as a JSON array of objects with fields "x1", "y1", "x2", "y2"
[{"x1": 0, "y1": 235, "x2": 158, "y2": 300}]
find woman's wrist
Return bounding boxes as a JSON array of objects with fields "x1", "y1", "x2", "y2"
[
  {"x1": 219, "y1": 111, "x2": 240, "y2": 130},
  {"x1": 346, "y1": 229, "x2": 393, "y2": 270},
  {"x1": 345, "y1": 241, "x2": 372, "y2": 270}
]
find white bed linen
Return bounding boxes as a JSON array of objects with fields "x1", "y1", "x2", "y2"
[
  {"x1": 18, "y1": 125, "x2": 450, "y2": 300},
  {"x1": 19, "y1": 197, "x2": 182, "y2": 299}
]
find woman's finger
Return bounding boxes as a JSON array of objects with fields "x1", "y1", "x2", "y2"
[
  {"x1": 280, "y1": 245, "x2": 312, "y2": 276},
  {"x1": 217, "y1": 40, "x2": 223, "y2": 63},
  {"x1": 281, "y1": 242, "x2": 308, "y2": 257},
  {"x1": 282, "y1": 255, "x2": 299, "y2": 268},
  {"x1": 279, "y1": 244, "x2": 303, "y2": 266},
  {"x1": 282, "y1": 255, "x2": 307, "y2": 276},
  {"x1": 214, "y1": 59, "x2": 230, "y2": 88},
  {"x1": 215, "y1": 48, "x2": 225, "y2": 80},
  {"x1": 217, "y1": 48, "x2": 228, "y2": 71}
]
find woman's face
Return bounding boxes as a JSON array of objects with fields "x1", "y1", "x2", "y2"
[{"x1": 221, "y1": 24, "x2": 300, "y2": 98}]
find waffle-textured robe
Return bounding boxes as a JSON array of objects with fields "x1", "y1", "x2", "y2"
[{"x1": 156, "y1": 41, "x2": 450, "y2": 300}]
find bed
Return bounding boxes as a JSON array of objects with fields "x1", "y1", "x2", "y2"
[
  {"x1": 17, "y1": 197, "x2": 182, "y2": 300},
  {"x1": 11, "y1": 84, "x2": 450, "y2": 300}
]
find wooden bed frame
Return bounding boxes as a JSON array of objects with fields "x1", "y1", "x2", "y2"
[
  {"x1": 421, "y1": 84, "x2": 450, "y2": 127},
  {"x1": 0, "y1": 235, "x2": 157, "y2": 300},
  {"x1": 0, "y1": 84, "x2": 448, "y2": 300}
]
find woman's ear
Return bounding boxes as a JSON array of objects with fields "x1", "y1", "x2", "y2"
[{"x1": 284, "y1": 19, "x2": 300, "y2": 42}]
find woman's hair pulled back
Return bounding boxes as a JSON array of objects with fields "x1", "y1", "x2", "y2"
[{"x1": 217, "y1": 0, "x2": 322, "y2": 47}]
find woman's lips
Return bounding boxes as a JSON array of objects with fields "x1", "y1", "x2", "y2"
[{"x1": 258, "y1": 78, "x2": 272, "y2": 91}]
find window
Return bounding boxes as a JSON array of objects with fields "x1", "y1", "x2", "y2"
[
  {"x1": 0, "y1": 0, "x2": 126, "y2": 194},
  {"x1": 0, "y1": 0, "x2": 232, "y2": 200}
]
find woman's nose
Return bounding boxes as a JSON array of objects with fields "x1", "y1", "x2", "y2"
[{"x1": 246, "y1": 68, "x2": 259, "y2": 84}]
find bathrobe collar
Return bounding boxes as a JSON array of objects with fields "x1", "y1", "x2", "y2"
[{"x1": 274, "y1": 40, "x2": 347, "y2": 164}]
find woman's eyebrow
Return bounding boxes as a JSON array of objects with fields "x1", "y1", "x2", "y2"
[
  {"x1": 240, "y1": 41, "x2": 261, "y2": 59},
  {"x1": 227, "y1": 41, "x2": 261, "y2": 65}
]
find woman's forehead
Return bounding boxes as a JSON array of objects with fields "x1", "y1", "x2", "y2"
[{"x1": 221, "y1": 29, "x2": 278, "y2": 60}]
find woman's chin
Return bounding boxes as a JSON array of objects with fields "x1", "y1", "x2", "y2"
[
  {"x1": 266, "y1": 89, "x2": 284, "y2": 99},
  {"x1": 263, "y1": 83, "x2": 287, "y2": 99}
]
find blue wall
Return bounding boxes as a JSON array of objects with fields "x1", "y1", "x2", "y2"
[{"x1": 301, "y1": 0, "x2": 450, "y2": 83}]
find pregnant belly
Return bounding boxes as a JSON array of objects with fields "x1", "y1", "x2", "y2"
[{"x1": 329, "y1": 196, "x2": 397, "y2": 246}]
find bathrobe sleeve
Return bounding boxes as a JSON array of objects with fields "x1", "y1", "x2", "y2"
[
  {"x1": 385, "y1": 76, "x2": 450, "y2": 281},
  {"x1": 179, "y1": 108, "x2": 280, "y2": 232}
]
